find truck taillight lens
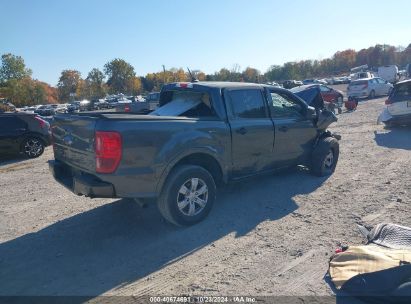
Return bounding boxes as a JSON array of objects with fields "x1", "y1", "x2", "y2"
[
  {"x1": 95, "y1": 131, "x2": 122, "y2": 174},
  {"x1": 124, "y1": 105, "x2": 130, "y2": 112}
]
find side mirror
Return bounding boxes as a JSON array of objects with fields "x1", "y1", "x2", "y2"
[{"x1": 306, "y1": 106, "x2": 316, "y2": 120}]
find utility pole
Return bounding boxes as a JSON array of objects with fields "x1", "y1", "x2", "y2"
[{"x1": 162, "y1": 65, "x2": 166, "y2": 86}]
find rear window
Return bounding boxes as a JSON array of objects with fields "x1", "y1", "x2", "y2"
[
  {"x1": 349, "y1": 80, "x2": 367, "y2": 86},
  {"x1": 392, "y1": 82, "x2": 411, "y2": 101}
]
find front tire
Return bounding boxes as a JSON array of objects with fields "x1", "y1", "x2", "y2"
[
  {"x1": 21, "y1": 137, "x2": 45, "y2": 158},
  {"x1": 310, "y1": 137, "x2": 339, "y2": 177},
  {"x1": 158, "y1": 165, "x2": 216, "y2": 226}
]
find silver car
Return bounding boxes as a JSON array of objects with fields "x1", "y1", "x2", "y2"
[{"x1": 347, "y1": 77, "x2": 393, "y2": 99}]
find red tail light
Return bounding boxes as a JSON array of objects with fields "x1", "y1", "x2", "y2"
[
  {"x1": 34, "y1": 116, "x2": 46, "y2": 128},
  {"x1": 362, "y1": 83, "x2": 368, "y2": 89},
  {"x1": 95, "y1": 131, "x2": 122, "y2": 174},
  {"x1": 385, "y1": 98, "x2": 393, "y2": 105},
  {"x1": 124, "y1": 105, "x2": 130, "y2": 112}
]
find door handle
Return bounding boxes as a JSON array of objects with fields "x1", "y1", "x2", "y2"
[
  {"x1": 236, "y1": 127, "x2": 247, "y2": 135},
  {"x1": 279, "y1": 126, "x2": 288, "y2": 132}
]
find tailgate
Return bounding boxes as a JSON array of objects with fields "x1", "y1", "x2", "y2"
[{"x1": 52, "y1": 114, "x2": 98, "y2": 172}]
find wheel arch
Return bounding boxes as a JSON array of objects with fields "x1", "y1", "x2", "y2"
[
  {"x1": 19, "y1": 132, "x2": 47, "y2": 151},
  {"x1": 156, "y1": 151, "x2": 226, "y2": 195}
]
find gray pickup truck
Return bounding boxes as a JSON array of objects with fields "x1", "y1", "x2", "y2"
[{"x1": 49, "y1": 81, "x2": 340, "y2": 226}]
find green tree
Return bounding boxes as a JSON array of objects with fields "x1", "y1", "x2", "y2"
[
  {"x1": 85, "y1": 68, "x2": 106, "y2": 99},
  {"x1": 0, "y1": 53, "x2": 32, "y2": 84},
  {"x1": 57, "y1": 70, "x2": 82, "y2": 102},
  {"x1": 104, "y1": 58, "x2": 136, "y2": 94},
  {"x1": 0, "y1": 53, "x2": 32, "y2": 85}
]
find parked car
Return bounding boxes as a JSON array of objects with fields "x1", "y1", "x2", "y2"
[
  {"x1": 145, "y1": 92, "x2": 160, "y2": 110},
  {"x1": 0, "y1": 100, "x2": 16, "y2": 113},
  {"x1": 0, "y1": 113, "x2": 51, "y2": 158},
  {"x1": 116, "y1": 101, "x2": 151, "y2": 113},
  {"x1": 379, "y1": 79, "x2": 411, "y2": 126},
  {"x1": 35, "y1": 105, "x2": 55, "y2": 116},
  {"x1": 291, "y1": 84, "x2": 344, "y2": 114},
  {"x1": 377, "y1": 65, "x2": 399, "y2": 84},
  {"x1": 283, "y1": 80, "x2": 303, "y2": 89},
  {"x1": 55, "y1": 104, "x2": 68, "y2": 113},
  {"x1": 67, "y1": 101, "x2": 80, "y2": 113},
  {"x1": 49, "y1": 81, "x2": 340, "y2": 226},
  {"x1": 303, "y1": 79, "x2": 315, "y2": 85},
  {"x1": 95, "y1": 99, "x2": 109, "y2": 109},
  {"x1": 79, "y1": 100, "x2": 95, "y2": 111},
  {"x1": 347, "y1": 77, "x2": 393, "y2": 99}
]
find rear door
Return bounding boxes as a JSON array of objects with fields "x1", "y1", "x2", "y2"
[
  {"x1": 0, "y1": 116, "x2": 27, "y2": 154},
  {"x1": 376, "y1": 78, "x2": 391, "y2": 95},
  {"x1": 267, "y1": 89, "x2": 317, "y2": 166},
  {"x1": 225, "y1": 88, "x2": 275, "y2": 176}
]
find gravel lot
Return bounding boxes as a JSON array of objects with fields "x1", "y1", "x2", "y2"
[{"x1": 1, "y1": 86, "x2": 410, "y2": 298}]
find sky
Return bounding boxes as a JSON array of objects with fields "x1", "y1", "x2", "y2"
[{"x1": 1, "y1": 0, "x2": 411, "y2": 85}]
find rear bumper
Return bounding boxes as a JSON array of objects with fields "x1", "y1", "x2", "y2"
[
  {"x1": 386, "y1": 113, "x2": 411, "y2": 125},
  {"x1": 49, "y1": 160, "x2": 115, "y2": 198},
  {"x1": 348, "y1": 91, "x2": 368, "y2": 98}
]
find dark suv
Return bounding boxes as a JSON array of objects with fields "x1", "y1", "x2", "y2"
[{"x1": 0, "y1": 113, "x2": 51, "y2": 158}]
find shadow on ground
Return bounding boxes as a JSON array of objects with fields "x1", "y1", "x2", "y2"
[
  {"x1": 0, "y1": 167, "x2": 328, "y2": 298},
  {"x1": 0, "y1": 155, "x2": 29, "y2": 167},
  {"x1": 374, "y1": 127, "x2": 411, "y2": 150}
]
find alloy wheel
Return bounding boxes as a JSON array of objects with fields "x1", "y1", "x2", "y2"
[{"x1": 176, "y1": 178, "x2": 209, "y2": 216}]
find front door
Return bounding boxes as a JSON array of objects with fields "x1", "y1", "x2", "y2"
[
  {"x1": 266, "y1": 89, "x2": 317, "y2": 166},
  {"x1": 225, "y1": 88, "x2": 275, "y2": 177}
]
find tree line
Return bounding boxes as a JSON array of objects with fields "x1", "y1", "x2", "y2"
[{"x1": 1, "y1": 43, "x2": 410, "y2": 107}]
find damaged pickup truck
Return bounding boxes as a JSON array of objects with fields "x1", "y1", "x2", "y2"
[{"x1": 49, "y1": 82, "x2": 339, "y2": 226}]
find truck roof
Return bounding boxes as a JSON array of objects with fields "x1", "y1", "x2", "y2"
[{"x1": 165, "y1": 81, "x2": 271, "y2": 89}]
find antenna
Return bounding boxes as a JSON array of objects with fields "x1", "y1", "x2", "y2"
[{"x1": 187, "y1": 67, "x2": 198, "y2": 82}]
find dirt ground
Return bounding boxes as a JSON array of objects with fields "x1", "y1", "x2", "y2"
[{"x1": 0, "y1": 87, "x2": 410, "y2": 299}]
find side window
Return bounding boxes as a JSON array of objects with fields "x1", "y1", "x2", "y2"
[
  {"x1": 377, "y1": 78, "x2": 386, "y2": 84},
  {"x1": 227, "y1": 89, "x2": 267, "y2": 119},
  {"x1": 319, "y1": 86, "x2": 331, "y2": 92},
  {"x1": 268, "y1": 91, "x2": 303, "y2": 118},
  {"x1": 0, "y1": 117, "x2": 25, "y2": 131},
  {"x1": 370, "y1": 79, "x2": 377, "y2": 84}
]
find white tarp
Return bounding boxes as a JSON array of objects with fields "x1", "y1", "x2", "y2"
[{"x1": 151, "y1": 92, "x2": 205, "y2": 116}]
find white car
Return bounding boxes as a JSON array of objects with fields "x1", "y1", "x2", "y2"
[
  {"x1": 347, "y1": 77, "x2": 393, "y2": 99},
  {"x1": 378, "y1": 79, "x2": 411, "y2": 126}
]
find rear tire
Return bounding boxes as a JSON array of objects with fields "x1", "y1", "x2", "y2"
[
  {"x1": 369, "y1": 90, "x2": 376, "y2": 99},
  {"x1": 21, "y1": 137, "x2": 45, "y2": 158},
  {"x1": 310, "y1": 137, "x2": 339, "y2": 177},
  {"x1": 158, "y1": 165, "x2": 216, "y2": 226}
]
